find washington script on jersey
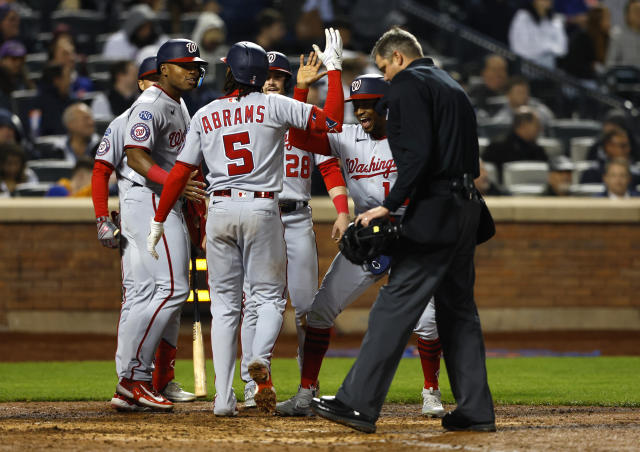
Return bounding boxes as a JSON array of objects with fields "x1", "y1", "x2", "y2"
[
  {"x1": 345, "y1": 156, "x2": 396, "y2": 180},
  {"x1": 201, "y1": 102, "x2": 265, "y2": 133}
]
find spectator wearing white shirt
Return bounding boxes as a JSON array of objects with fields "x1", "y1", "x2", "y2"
[
  {"x1": 606, "y1": 0, "x2": 640, "y2": 68},
  {"x1": 102, "y1": 4, "x2": 167, "y2": 62},
  {"x1": 509, "y1": 0, "x2": 568, "y2": 68}
]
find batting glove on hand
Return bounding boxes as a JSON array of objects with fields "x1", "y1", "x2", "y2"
[
  {"x1": 96, "y1": 216, "x2": 120, "y2": 249},
  {"x1": 147, "y1": 219, "x2": 164, "y2": 260},
  {"x1": 312, "y1": 27, "x2": 342, "y2": 71}
]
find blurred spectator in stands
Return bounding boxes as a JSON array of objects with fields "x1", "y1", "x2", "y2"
[
  {"x1": 35, "y1": 64, "x2": 73, "y2": 137},
  {"x1": 509, "y1": 0, "x2": 568, "y2": 69},
  {"x1": 293, "y1": 8, "x2": 325, "y2": 55},
  {"x1": 581, "y1": 129, "x2": 640, "y2": 183},
  {"x1": 218, "y1": 0, "x2": 269, "y2": 44},
  {"x1": 0, "y1": 4, "x2": 20, "y2": 46},
  {"x1": 46, "y1": 155, "x2": 93, "y2": 197},
  {"x1": 91, "y1": 60, "x2": 137, "y2": 121},
  {"x1": 0, "y1": 142, "x2": 36, "y2": 197},
  {"x1": 467, "y1": 0, "x2": 517, "y2": 45},
  {"x1": 560, "y1": 5, "x2": 611, "y2": 83},
  {"x1": 493, "y1": 76, "x2": 555, "y2": 128},
  {"x1": 542, "y1": 155, "x2": 574, "y2": 196},
  {"x1": 603, "y1": 0, "x2": 626, "y2": 28},
  {"x1": 254, "y1": 9, "x2": 286, "y2": 53},
  {"x1": 102, "y1": 4, "x2": 167, "y2": 62},
  {"x1": 48, "y1": 31, "x2": 93, "y2": 99},
  {"x1": 554, "y1": 0, "x2": 589, "y2": 33},
  {"x1": 51, "y1": 102, "x2": 100, "y2": 163},
  {"x1": 588, "y1": 110, "x2": 640, "y2": 162},
  {"x1": 333, "y1": 16, "x2": 354, "y2": 51},
  {"x1": 0, "y1": 39, "x2": 26, "y2": 110},
  {"x1": 606, "y1": 0, "x2": 640, "y2": 68},
  {"x1": 598, "y1": 158, "x2": 640, "y2": 198},
  {"x1": 475, "y1": 158, "x2": 510, "y2": 196},
  {"x1": 192, "y1": 11, "x2": 228, "y2": 68},
  {"x1": 467, "y1": 54, "x2": 509, "y2": 114},
  {"x1": 483, "y1": 107, "x2": 548, "y2": 182},
  {"x1": 0, "y1": 108, "x2": 21, "y2": 145}
]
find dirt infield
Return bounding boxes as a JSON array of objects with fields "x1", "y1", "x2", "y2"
[{"x1": 0, "y1": 402, "x2": 638, "y2": 451}]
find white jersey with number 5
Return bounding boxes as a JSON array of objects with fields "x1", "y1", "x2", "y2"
[
  {"x1": 327, "y1": 124, "x2": 403, "y2": 215},
  {"x1": 178, "y1": 92, "x2": 312, "y2": 191}
]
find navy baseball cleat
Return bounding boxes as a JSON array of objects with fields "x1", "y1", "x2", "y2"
[
  {"x1": 310, "y1": 396, "x2": 376, "y2": 433},
  {"x1": 442, "y1": 411, "x2": 496, "y2": 432}
]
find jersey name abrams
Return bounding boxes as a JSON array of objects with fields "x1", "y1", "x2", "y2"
[
  {"x1": 346, "y1": 156, "x2": 397, "y2": 179},
  {"x1": 201, "y1": 105, "x2": 265, "y2": 133}
]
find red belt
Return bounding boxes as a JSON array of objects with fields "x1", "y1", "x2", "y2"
[{"x1": 212, "y1": 189, "x2": 275, "y2": 199}]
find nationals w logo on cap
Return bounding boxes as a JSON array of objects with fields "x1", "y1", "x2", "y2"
[
  {"x1": 186, "y1": 42, "x2": 198, "y2": 53},
  {"x1": 267, "y1": 53, "x2": 276, "y2": 63},
  {"x1": 351, "y1": 79, "x2": 362, "y2": 91}
]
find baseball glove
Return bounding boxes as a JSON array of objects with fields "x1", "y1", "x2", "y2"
[{"x1": 339, "y1": 218, "x2": 400, "y2": 265}]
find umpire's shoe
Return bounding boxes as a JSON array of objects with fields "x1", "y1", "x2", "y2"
[
  {"x1": 162, "y1": 381, "x2": 196, "y2": 403},
  {"x1": 311, "y1": 396, "x2": 376, "y2": 433},
  {"x1": 275, "y1": 385, "x2": 316, "y2": 416},
  {"x1": 442, "y1": 411, "x2": 496, "y2": 432}
]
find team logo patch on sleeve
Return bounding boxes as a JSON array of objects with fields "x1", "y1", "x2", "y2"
[
  {"x1": 130, "y1": 123, "x2": 151, "y2": 142},
  {"x1": 139, "y1": 110, "x2": 153, "y2": 120},
  {"x1": 96, "y1": 137, "x2": 110, "y2": 156},
  {"x1": 104, "y1": 127, "x2": 111, "y2": 136}
]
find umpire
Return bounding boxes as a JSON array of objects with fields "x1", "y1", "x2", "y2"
[{"x1": 311, "y1": 27, "x2": 496, "y2": 433}]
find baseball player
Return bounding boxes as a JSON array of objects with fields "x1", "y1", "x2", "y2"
[
  {"x1": 276, "y1": 74, "x2": 444, "y2": 418},
  {"x1": 113, "y1": 39, "x2": 208, "y2": 411},
  {"x1": 240, "y1": 49, "x2": 349, "y2": 409},
  {"x1": 92, "y1": 56, "x2": 204, "y2": 412},
  {"x1": 147, "y1": 35, "x2": 345, "y2": 416}
]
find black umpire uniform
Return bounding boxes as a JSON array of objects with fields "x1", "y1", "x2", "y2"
[{"x1": 333, "y1": 58, "x2": 496, "y2": 428}]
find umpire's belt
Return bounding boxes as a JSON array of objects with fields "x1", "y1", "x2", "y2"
[
  {"x1": 279, "y1": 199, "x2": 308, "y2": 213},
  {"x1": 427, "y1": 174, "x2": 477, "y2": 199},
  {"x1": 212, "y1": 189, "x2": 275, "y2": 199}
]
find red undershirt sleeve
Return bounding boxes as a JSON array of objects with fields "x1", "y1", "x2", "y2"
[
  {"x1": 91, "y1": 160, "x2": 114, "y2": 218},
  {"x1": 317, "y1": 158, "x2": 345, "y2": 191},
  {"x1": 153, "y1": 161, "x2": 197, "y2": 222}
]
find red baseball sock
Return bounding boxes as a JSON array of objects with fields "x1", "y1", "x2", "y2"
[
  {"x1": 152, "y1": 339, "x2": 176, "y2": 392},
  {"x1": 300, "y1": 327, "x2": 332, "y2": 389},
  {"x1": 417, "y1": 337, "x2": 441, "y2": 390}
]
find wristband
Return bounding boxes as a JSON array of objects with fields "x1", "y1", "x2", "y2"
[
  {"x1": 332, "y1": 194, "x2": 349, "y2": 215},
  {"x1": 147, "y1": 164, "x2": 169, "y2": 185}
]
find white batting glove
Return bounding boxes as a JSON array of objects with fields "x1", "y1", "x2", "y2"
[
  {"x1": 147, "y1": 218, "x2": 164, "y2": 260},
  {"x1": 312, "y1": 27, "x2": 343, "y2": 71}
]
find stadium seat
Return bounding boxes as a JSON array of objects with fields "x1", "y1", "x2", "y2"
[
  {"x1": 19, "y1": 10, "x2": 41, "y2": 36},
  {"x1": 26, "y1": 160, "x2": 74, "y2": 182},
  {"x1": 537, "y1": 137, "x2": 563, "y2": 159},
  {"x1": 549, "y1": 119, "x2": 601, "y2": 155},
  {"x1": 570, "y1": 183, "x2": 605, "y2": 196},
  {"x1": 51, "y1": 9, "x2": 106, "y2": 35},
  {"x1": 90, "y1": 72, "x2": 110, "y2": 92},
  {"x1": 10, "y1": 89, "x2": 38, "y2": 139},
  {"x1": 478, "y1": 137, "x2": 489, "y2": 156},
  {"x1": 502, "y1": 161, "x2": 549, "y2": 187},
  {"x1": 32, "y1": 135, "x2": 67, "y2": 160},
  {"x1": 25, "y1": 53, "x2": 47, "y2": 74},
  {"x1": 14, "y1": 182, "x2": 53, "y2": 197},
  {"x1": 483, "y1": 96, "x2": 508, "y2": 116},
  {"x1": 477, "y1": 119, "x2": 511, "y2": 141},
  {"x1": 570, "y1": 137, "x2": 597, "y2": 162},
  {"x1": 87, "y1": 55, "x2": 114, "y2": 75},
  {"x1": 483, "y1": 160, "x2": 498, "y2": 185},
  {"x1": 573, "y1": 160, "x2": 599, "y2": 184},
  {"x1": 95, "y1": 119, "x2": 110, "y2": 136},
  {"x1": 94, "y1": 34, "x2": 112, "y2": 55},
  {"x1": 505, "y1": 184, "x2": 546, "y2": 196}
]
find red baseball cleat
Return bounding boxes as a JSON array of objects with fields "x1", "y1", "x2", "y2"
[
  {"x1": 116, "y1": 378, "x2": 174, "y2": 411},
  {"x1": 110, "y1": 393, "x2": 150, "y2": 412}
]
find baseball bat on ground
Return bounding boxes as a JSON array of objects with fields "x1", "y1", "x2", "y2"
[{"x1": 191, "y1": 250, "x2": 207, "y2": 398}]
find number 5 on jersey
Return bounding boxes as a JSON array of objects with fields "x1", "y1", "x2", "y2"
[{"x1": 223, "y1": 131, "x2": 254, "y2": 176}]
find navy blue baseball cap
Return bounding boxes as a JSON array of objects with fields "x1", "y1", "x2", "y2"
[
  {"x1": 345, "y1": 74, "x2": 389, "y2": 102},
  {"x1": 138, "y1": 56, "x2": 157, "y2": 79},
  {"x1": 266, "y1": 51, "x2": 292, "y2": 77},
  {"x1": 221, "y1": 41, "x2": 269, "y2": 86}
]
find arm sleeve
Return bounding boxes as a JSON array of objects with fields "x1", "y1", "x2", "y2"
[
  {"x1": 91, "y1": 159, "x2": 114, "y2": 218},
  {"x1": 317, "y1": 157, "x2": 345, "y2": 191},
  {"x1": 288, "y1": 86, "x2": 333, "y2": 155},
  {"x1": 323, "y1": 70, "x2": 344, "y2": 124},
  {"x1": 153, "y1": 161, "x2": 197, "y2": 222},
  {"x1": 509, "y1": 11, "x2": 540, "y2": 59},
  {"x1": 382, "y1": 77, "x2": 433, "y2": 212}
]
